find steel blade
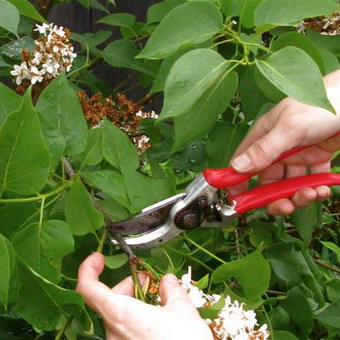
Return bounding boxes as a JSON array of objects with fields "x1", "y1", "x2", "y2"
[{"x1": 108, "y1": 193, "x2": 185, "y2": 235}]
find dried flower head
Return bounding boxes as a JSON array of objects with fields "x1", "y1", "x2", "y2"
[
  {"x1": 297, "y1": 11, "x2": 340, "y2": 35},
  {"x1": 78, "y1": 91, "x2": 158, "y2": 152},
  {"x1": 11, "y1": 23, "x2": 76, "y2": 89}
]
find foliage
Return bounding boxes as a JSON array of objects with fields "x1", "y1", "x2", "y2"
[{"x1": 0, "y1": 0, "x2": 340, "y2": 339}]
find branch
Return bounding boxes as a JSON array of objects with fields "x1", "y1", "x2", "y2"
[{"x1": 313, "y1": 258, "x2": 340, "y2": 274}]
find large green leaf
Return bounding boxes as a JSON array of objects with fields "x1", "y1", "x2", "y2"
[
  {"x1": 272, "y1": 32, "x2": 325, "y2": 74},
  {"x1": 221, "y1": 0, "x2": 262, "y2": 28},
  {"x1": 7, "y1": 0, "x2": 45, "y2": 22},
  {"x1": 0, "y1": 36, "x2": 34, "y2": 59},
  {"x1": 138, "y1": 2, "x2": 223, "y2": 59},
  {"x1": 255, "y1": 46, "x2": 334, "y2": 112},
  {"x1": 146, "y1": 0, "x2": 186, "y2": 25},
  {"x1": 212, "y1": 247, "x2": 271, "y2": 299},
  {"x1": 0, "y1": 83, "x2": 21, "y2": 126},
  {"x1": 173, "y1": 70, "x2": 238, "y2": 150},
  {"x1": 76, "y1": 128, "x2": 103, "y2": 167},
  {"x1": 0, "y1": 89, "x2": 50, "y2": 196},
  {"x1": 102, "y1": 39, "x2": 155, "y2": 76},
  {"x1": 316, "y1": 299, "x2": 340, "y2": 329},
  {"x1": 291, "y1": 202, "x2": 322, "y2": 246},
  {"x1": 0, "y1": 234, "x2": 15, "y2": 309},
  {"x1": 81, "y1": 169, "x2": 134, "y2": 212},
  {"x1": 97, "y1": 13, "x2": 135, "y2": 28},
  {"x1": 65, "y1": 178, "x2": 104, "y2": 236},
  {"x1": 0, "y1": 0, "x2": 20, "y2": 36},
  {"x1": 255, "y1": 0, "x2": 339, "y2": 27},
  {"x1": 101, "y1": 120, "x2": 139, "y2": 172},
  {"x1": 160, "y1": 49, "x2": 230, "y2": 121},
  {"x1": 36, "y1": 74, "x2": 88, "y2": 167},
  {"x1": 71, "y1": 30, "x2": 112, "y2": 49},
  {"x1": 0, "y1": 202, "x2": 38, "y2": 238},
  {"x1": 12, "y1": 220, "x2": 74, "y2": 283},
  {"x1": 16, "y1": 261, "x2": 84, "y2": 331},
  {"x1": 206, "y1": 121, "x2": 249, "y2": 168}
]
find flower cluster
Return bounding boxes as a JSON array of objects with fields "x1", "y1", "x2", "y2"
[
  {"x1": 78, "y1": 91, "x2": 158, "y2": 152},
  {"x1": 11, "y1": 23, "x2": 76, "y2": 86},
  {"x1": 180, "y1": 268, "x2": 270, "y2": 340},
  {"x1": 297, "y1": 11, "x2": 340, "y2": 35}
]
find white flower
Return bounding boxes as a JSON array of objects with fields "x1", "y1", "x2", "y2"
[
  {"x1": 10, "y1": 62, "x2": 30, "y2": 85},
  {"x1": 30, "y1": 66, "x2": 43, "y2": 85},
  {"x1": 34, "y1": 23, "x2": 51, "y2": 35}
]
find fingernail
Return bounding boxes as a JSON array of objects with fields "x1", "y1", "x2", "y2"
[{"x1": 231, "y1": 154, "x2": 252, "y2": 172}]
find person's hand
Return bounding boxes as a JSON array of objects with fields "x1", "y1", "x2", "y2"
[
  {"x1": 77, "y1": 252, "x2": 213, "y2": 340},
  {"x1": 230, "y1": 70, "x2": 340, "y2": 215}
]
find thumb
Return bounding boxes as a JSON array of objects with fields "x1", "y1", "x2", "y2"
[
  {"x1": 159, "y1": 274, "x2": 196, "y2": 312},
  {"x1": 231, "y1": 127, "x2": 297, "y2": 173}
]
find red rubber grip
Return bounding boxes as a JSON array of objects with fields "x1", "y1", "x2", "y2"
[
  {"x1": 233, "y1": 173, "x2": 340, "y2": 215},
  {"x1": 202, "y1": 146, "x2": 307, "y2": 189}
]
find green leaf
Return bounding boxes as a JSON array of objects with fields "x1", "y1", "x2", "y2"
[
  {"x1": 255, "y1": 46, "x2": 334, "y2": 112},
  {"x1": 239, "y1": 65, "x2": 270, "y2": 121},
  {"x1": 12, "y1": 220, "x2": 74, "y2": 283},
  {"x1": 7, "y1": 0, "x2": 46, "y2": 22},
  {"x1": 97, "y1": 198, "x2": 131, "y2": 222},
  {"x1": 0, "y1": 234, "x2": 15, "y2": 309},
  {"x1": 71, "y1": 30, "x2": 112, "y2": 49},
  {"x1": 97, "y1": 13, "x2": 135, "y2": 28},
  {"x1": 255, "y1": 0, "x2": 339, "y2": 27},
  {"x1": 104, "y1": 253, "x2": 128, "y2": 269},
  {"x1": 321, "y1": 241, "x2": 340, "y2": 263},
  {"x1": 16, "y1": 260, "x2": 84, "y2": 331},
  {"x1": 291, "y1": 202, "x2": 322, "y2": 246},
  {"x1": 81, "y1": 169, "x2": 134, "y2": 212},
  {"x1": 0, "y1": 36, "x2": 34, "y2": 59},
  {"x1": 123, "y1": 168, "x2": 176, "y2": 211},
  {"x1": 306, "y1": 28, "x2": 340, "y2": 57},
  {"x1": 36, "y1": 74, "x2": 88, "y2": 167},
  {"x1": 146, "y1": 0, "x2": 186, "y2": 25},
  {"x1": 272, "y1": 32, "x2": 325, "y2": 74},
  {"x1": 0, "y1": 0, "x2": 20, "y2": 36},
  {"x1": 0, "y1": 83, "x2": 21, "y2": 126},
  {"x1": 101, "y1": 120, "x2": 139, "y2": 171},
  {"x1": 280, "y1": 287, "x2": 313, "y2": 338},
  {"x1": 221, "y1": 0, "x2": 262, "y2": 28},
  {"x1": 138, "y1": 2, "x2": 223, "y2": 59},
  {"x1": 0, "y1": 202, "x2": 38, "y2": 238},
  {"x1": 273, "y1": 330, "x2": 299, "y2": 340},
  {"x1": 316, "y1": 299, "x2": 340, "y2": 329},
  {"x1": 320, "y1": 49, "x2": 340, "y2": 74},
  {"x1": 102, "y1": 39, "x2": 155, "y2": 76},
  {"x1": 206, "y1": 122, "x2": 249, "y2": 168},
  {"x1": 173, "y1": 70, "x2": 238, "y2": 150},
  {"x1": 76, "y1": 128, "x2": 103, "y2": 167},
  {"x1": 0, "y1": 88, "x2": 50, "y2": 196},
  {"x1": 212, "y1": 247, "x2": 271, "y2": 299},
  {"x1": 65, "y1": 178, "x2": 104, "y2": 236}
]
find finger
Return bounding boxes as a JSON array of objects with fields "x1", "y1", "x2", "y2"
[
  {"x1": 291, "y1": 187, "x2": 317, "y2": 208},
  {"x1": 77, "y1": 253, "x2": 115, "y2": 312},
  {"x1": 267, "y1": 198, "x2": 295, "y2": 215},
  {"x1": 258, "y1": 163, "x2": 285, "y2": 185},
  {"x1": 112, "y1": 274, "x2": 148, "y2": 297},
  {"x1": 315, "y1": 185, "x2": 331, "y2": 201},
  {"x1": 231, "y1": 125, "x2": 302, "y2": 173},
  {"x1": 159, "y1": 274, "x2": 198, "y2": 315},
  {"x1": 285, "y1": 164, "x2": 307, "y2": 178},
  {"x1": 310, "y1": 161, "x2": 331, "y2": 174}
]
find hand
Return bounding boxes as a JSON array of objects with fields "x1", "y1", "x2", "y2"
[
  {"x1": 77, "y1": 253, "x2": 213, "y2": 340},
  {"x1": 230, "y1": 70, "x2": 340, "y2": 215}
]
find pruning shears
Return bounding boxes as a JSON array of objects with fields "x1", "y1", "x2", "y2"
[{"x1": 108, "y1": 143, "x2": 340, "y2": 249}]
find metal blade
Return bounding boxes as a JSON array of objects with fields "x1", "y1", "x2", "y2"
[{"x1": 108, "y1": 193, "x2": 186, "y2": 235}]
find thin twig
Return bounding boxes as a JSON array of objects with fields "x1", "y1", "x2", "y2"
[
  {"x1": 313, "y1": 258, "x2": 340, "y2": 274},
  {"x1": 137, "y1": 93, "x2": 158, "y2": 106},
  {"x1": 113, "y1": 73, "x2": 136, "y2": 93}
]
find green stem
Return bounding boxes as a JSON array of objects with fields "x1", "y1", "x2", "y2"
[
  {"x1": 182, "y1": 234, "x2": 226, "y2": 264},
  {"x1": 164, "y1": 245, "x2": 213, "y2": 272},
  {"x1": 130, "y1": 261, "x2": 146, "y2": 302},
  {"x1": 55, "y1": 317, "x2": 73, "y2": 340},
  {"x1": 139, "y1": 260, "x2": 162, "y2": 280},
  {"x1": 96, "y1": 229, "x2": 108, "y2": 253},
  {"x1": 162, "y1": 247, "x2": 175, "y2": 269},
  {"x1": 0, "y1": 181, "x2": 73, "y2": 204},
  {"x1": 67, "y1": 41, "x2": 90, "y2": 78}
]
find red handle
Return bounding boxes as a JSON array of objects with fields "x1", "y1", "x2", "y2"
[
  {"x1": 233, "y1": 173, "x2": 340, "y2": 215},
  {"x1": 202, "y1": 146, "x2": 308, "y2": 189}
]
